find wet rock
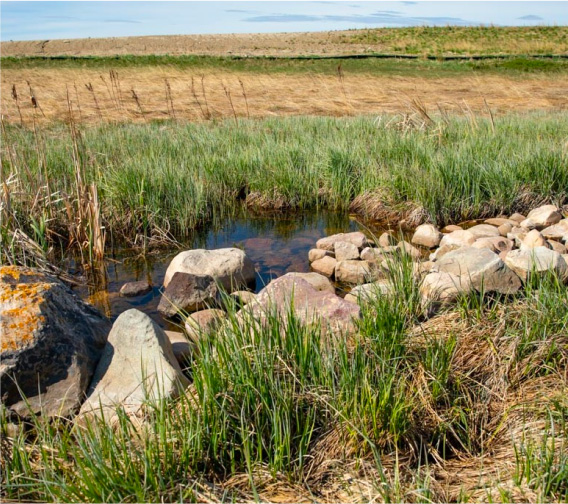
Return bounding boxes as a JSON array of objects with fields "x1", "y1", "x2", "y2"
[
  {"x1": 334, "y1": 241, "x2": 360, "y2": 262},
  {"x1": 472, "y1": 236, "x2": 514, "y2": 254},
  {"x1": 158, "y1": 272, "x2": 219, "y2": 318},
  {"x1": 439, "y1": 230, "x2": 476, "y2": 249},
  {"x1": 119, "y1": 280, "x2": 152, "y2": 297},
  {"x1": 467, "y1": 224, "x2": 501, "y2": 239},
  {"x1": 344, "y1": 280, "x2": 393, "y2": 304},
  {"x1": 434, "y1": 247, "x2": 521, "y2": 294},
  {"x1": 525, "y1": 205, "x2": 562, "y2": 229},
  {"x1": 308, "y1": 248, "x2": 334, "y2": 263},
  {"x1": 0, "y1": 266, "x2": 110, "y2": 418},
  {"x1": 520, "y1": 229, "x2": 549, "y2": 251},
  {"x1": 282, "y1": 272, "x2": 335, "y2": 294},
  {"x1": 316, "y1": 232, "x2": 368, "y2": 252},
  {"x1": 378, "y1": 232, "x2": 397, "y2": 248},
  {"x1": 164, "y1": 248, "x2": 255, "y2": 291},
  {"x1": 243, "y1": 276, "x2": 360, "y2": 336},
  {"x1": 79, "y1": 309, "x2": 189, "y2": 422},
  {"x1": 185, "y1": 308, "x2": 226, "y2": 339},
  {"x1": 311, "y1": 256, "x2": 337, "y2": 278},
  {"x1": 335, "y1": 260, "x2": 375, "y2": 284},
  {"x1": 504, "y1": 247, "x2": 568, "y2": 282},
  {"x1": 420, "y1": 271, "x2": 472, "y2": 304},
  {"x1": 411, "y1": 224, "x2": 442, "y2": 248}
]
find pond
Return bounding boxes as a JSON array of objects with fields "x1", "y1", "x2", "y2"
[{"x1": 70, "y1": 211, "x2": 397, "y2": 329}]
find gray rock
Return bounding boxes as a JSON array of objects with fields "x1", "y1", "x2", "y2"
[
  {"x1": 434, "y1": 247, "x2": 521, "y2": 294},
  {"x1": 158, "y1": 272, "x2": 219, "y2": 318},
  {"x1": 79, "y1": 309, "x2": 189, "y2": 422},
  {"x1": 119, "y1": 280, "x2": 152, "y2": 297},
  {"x1": 311, "y1": 256, "x2": 337, "y2": 278},
  {"x1": 0, "y1": 266, "x2": 110, "y2": 418},
  {"x1": 316, "y1": 232, "x2": 368, "y2": 251},
  {"x1": 429, "y1": 244, "x2": 460, "y2": 262},
  {"x1": 164, "y1": 248, "x2": 255, "y2": 291},
  {"x1": 334, "y1": 241, "x2": 360, "y2": 262},
  {"x1": 525, "y1": 205, "x2": 562, "y2": 228},
  {"x1": 412, "y1": 224, "x2": 442, "y2": 248},
  {"x1": 504, "y1": 247, "x2": 568, "y2": 282},
  {"x1": 165, "y1": 330, "x2": 193, "y2": 366}
]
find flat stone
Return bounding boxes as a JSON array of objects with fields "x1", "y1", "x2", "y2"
[
  {"x1": 158, "y1": 272, "x2": 219, "y2": 318},
  {"x1": 420, "y1": 271, "x2": 472, "y2": 304},
  {"x1": 484, "y1": 218, "x2": 518, "y2": 227},
  {"x1": 504, "y1": 247, "x2": 568, "y2": 282},
  {"x1": 1, "y1": 266, "x2": 110, "y2": 418},
  {"x1": 282, "y1": 272, "x2": 335, "y2": 294},
  {"x1": 308, "y1": 248, "x2": 334, "y2": 263},
  {"x1": 335, "y1": 260, "x2": 374, "y2": 284},
  {"x1": 119, "y1": 280, "x2": 152, "y2": 297},
  {"x1": 311, "y1": 256, "x2": 337, "y2": 278},
  {"x1": 439, "y1": 230, "x2": 476, "y2": 249},
  {"x1": 164, "y1": 248, "x2": 255, "y2": 291},
  {"x1": 525, "y1": 205, "x2": 562, "y2": 228},
  {"x1": 316, "y1": 232, "x2": 368, "y2": 252},
  {"x1": 467, "y1": 224, "x2": 501, "y2": 239},
  {"x1": 334, "y1": 241, "x2": 360, "y2": 262},
  {"x1": 412, "y1": 224, "x2": 442, "y2": 248},
  {"x1": 79, "y1": 309, "x2": 189, "y2": 423},
  {"x1": 472, "y1": 237, "x2": 514, "y2": 254},
  {"x1": 541, "y1": 220, "x2": 568, "y2": 242},
  {"x1": 434, "y1": 247, "x2": 521, "y2": 294}
]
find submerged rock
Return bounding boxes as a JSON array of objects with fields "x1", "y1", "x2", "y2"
[
  {"x1": 79, "y1": 309, "x2": 189, "y2": 423},
  {"x1": 119, "y1": 280, "x2": 151, "y2": 297},
  {"x1": 0, "y1": 266, "x2": 110, "y2": 418}
]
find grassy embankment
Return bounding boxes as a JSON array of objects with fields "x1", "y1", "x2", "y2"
[
  {"x1": 2, "y1": 112, "x2": 567, "y2": 267},
  {"x1": 2, "y1": 256, "x2": 567, "y2": 502}
]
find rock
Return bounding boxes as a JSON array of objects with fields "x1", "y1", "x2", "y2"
[
  {"x1": 119, "y1": 280, "x2": 152, "y2": 297},
  {"x1": 439, "y1": 230, "x2": 476, "y2": 249},
  {"x1": 344, "y1": 280, "x2": 393, "y2": 304},
  {"x1": 484, "y1": 218, "x2": 517, "y2": 227},
  {"x1": 434, "y1": 247, "x2": 521, "y2": 294},
  {"x1": 472, "y1": 237, "x2": 514, "y2": 254},
  {"x1": 397, "y1": 241, "x2": 422, "y2": 259},
  {"x1": 519, "y1": 218, "x2": 537, "y2": 230},
  {"x1": 498, "y1": 223, "x2": 514, "y2": 237},
  {"x1": 420, "y1": 271, "x2": 472, "y2": 304},
  {"x1": 244, "y1": 276, "x2": 360, "y2": 336},
  {"x1": 430, "y1": 244, "x2": 460, "y2": 262},
  {"x1": 441, "y1": 225, "x2": 463, "y2": 233},
  {"x1": 507, "y1": 227, "x2": 528, "y2": 247},
  {"x1": 525, "y1": 205, "x2": 562, "y2": 228},
  {"x1": 316, "y1": 232, "x2": 368, "y2": 252},
  {"x1": 412, "y1": 224, "x2": 442, "y2": 248},
  {"x1": 360, "y1": 247, "x2": 384, "y2": 263},
  {"x1": 414, "y1": 260, "x2": 435, "y2": 276},
  {"x1": 163, "y1": 248, "x2": 255, "y2": 291},
  {"x1": 334, "y1": 241, "x2": 360, "y2": 262},
  {"x1": 504, "y1": 247, "x2": 568, "y2": 282},
  {"x1": 79, "y1": 309, "x2": 189, "y2": 422},
  {"x1": 378, "y1": 232, "x2": 397, "y2": 248},
  {"x1": 335, "y1": 260, "x2": 375, "y2": 284},
  {"x1": 184, "y1": 308, "x2": 226, "y2": 339},
  {"x1": 311, "y1": 256, "x2": 337, "y2": 278},
  {"x1": 282, "y1": 272, "x2": 335, "y2": 294},
  {"x1": 230, "y1": 290, "x2": 257, "y2": 306},
  {"x1": 541, "y1": 220, "x2": 568, "y2": 242},
  {"x1": 165, "y1": 330, "x2": 193, "y2": 366},
  {"x1": 520, "y1": 229, "x2": 549, "y2": 250},
  {"x1": 467, "y1": 224, "x2": 501, "y2": 239},
  {"x1": 509, "y1": 213, "x2": 526, "y2": 223},
  {"x1": 0, "y1": 266, "x2": 110, "y2": 418},
  {"x1": 157, "y1": 272, "x2": 219, "y2": 318},
  {"x1": 548, "y1": 240, "x2": 567, "y2": 255},
  {"x1": 308, "y1": 248, "x2": 334, "y2": 263}
]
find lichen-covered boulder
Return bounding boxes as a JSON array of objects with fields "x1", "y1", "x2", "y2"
[{"x1": 0, "y1": 266, "x2": 110, "y2": 418}]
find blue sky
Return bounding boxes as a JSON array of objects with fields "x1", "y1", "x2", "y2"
[{"x1": 1, "y1": 1, "x2": 567, "y2": 42}]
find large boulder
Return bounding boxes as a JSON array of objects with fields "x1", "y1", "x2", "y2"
[
  {"x1": 504, "y1": 247, "x2": 568, "y2": 282},
  {"x1": 316, "y1": 232, "x2": 368, "y2": 251},
  {"x1": 163, "y1": 248, "x2": 255, "y2": 291},
  {"x1": 433, "y1": 247, "x2": 521, "y2": 294},
  {"x1": 243, "y1": 276, "x2": 360, "y2": 336},
  {"x1": 158, "y1": 272, "x2": 219, "y2": 318},
  {"x1": 0, "y1": 266, "x2": 110, "y2": 418},
  {"x1": 412, "y1": 224, "x2": 442, "y2": 248},
  {"x1": 79, "y1": 309, "x2": 189, "y2": 422},
  {"x1": 420, "y1": 271, "x2": 472, "y2": 304},
  {"x1": 541, "y1": 220, "x2": 568, "y2": 242},
  {"x1": 525, "y1": 205, "x2": 562, "y2": 229}
]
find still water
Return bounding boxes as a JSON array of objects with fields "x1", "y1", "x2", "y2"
[{"x1": 72, "y1": 212, "x2": 391, "y2": 328}]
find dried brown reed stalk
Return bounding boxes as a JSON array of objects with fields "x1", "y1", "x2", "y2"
[
  {"x1": 10, "y1": 84, "x2": 24, "y2": 126},
  {"x1": 109, "y1": 69, "x2": 124, "y2": 109},
  {"x1": 26, "y1": 81, "x2": 46, "y2": 118},
  {"x1": 484, "y1": 97, "x2": 496, "y2": 134},
  {"x1": 73, "y1": 81, "x2": 83, "y2": 122},
  {"x1": 164, "y1": 78, "x2": 176, "y2": 119},
  {"x1": 85, "y1": 82, "x2": 103, "y2": 121},
  {"x1": 223, "y1": 84, "x2": 238, "y2": 124},
  {"x1": 131, "y1": 88, "x2": 147, "y2": 122},
  {"x1": 100, "y1": 73, "x2": 118, "y2": 112},
  {"x1": 201, "y1": 75, "x2": 211, "y2": 119},
  {"x1": 238, "y1": 78, "x2": 250, "y2": 119}
]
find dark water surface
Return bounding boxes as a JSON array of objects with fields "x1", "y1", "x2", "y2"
[{"x1": 72, "y1": 212, "x2": 391, "y2": 328}]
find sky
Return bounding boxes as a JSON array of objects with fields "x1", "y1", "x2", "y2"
[{"x1": 1, "y1": 1, "x2": 567, "y2": 42}]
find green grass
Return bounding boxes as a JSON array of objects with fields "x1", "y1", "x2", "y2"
[
  {"x1": 2, "y1": 112, "x2": 567, "y2": 260},
  {"x1": 2, "y1": 260, "x2": 567, "y2": 502}
]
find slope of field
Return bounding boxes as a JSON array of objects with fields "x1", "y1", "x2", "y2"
[{"x1": 2, "y1": 26, "x2": 567, "y2": 58}]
